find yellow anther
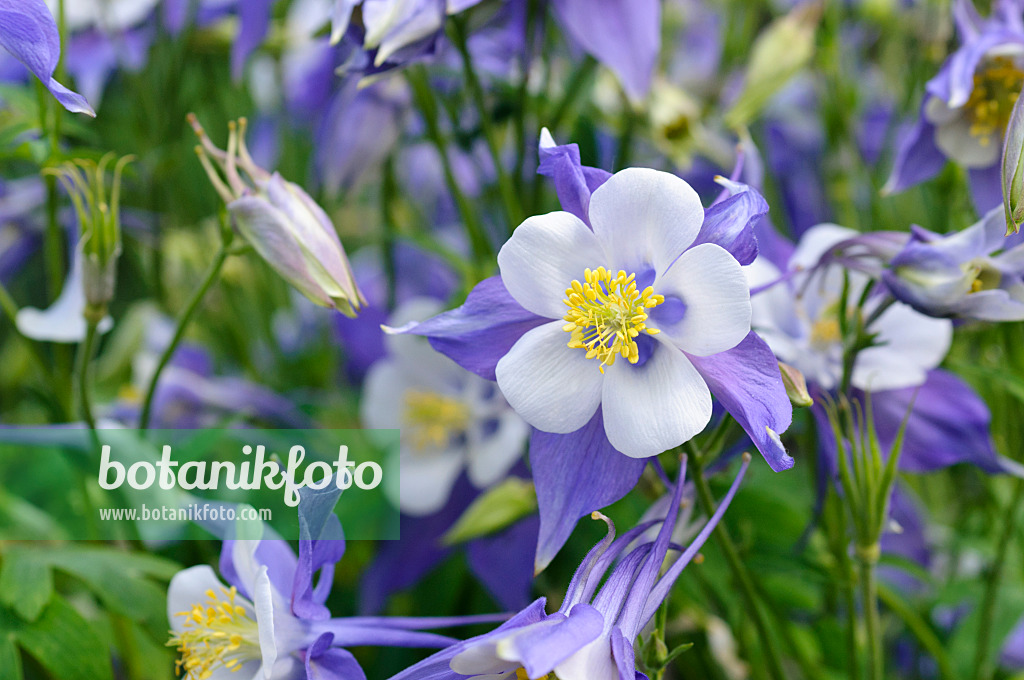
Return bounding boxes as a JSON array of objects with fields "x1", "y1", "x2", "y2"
[
  {"x1": 403, "y1": 390, "x2": 471, "y2": 451},
  {"x1": 964, "y1": 56, "x2": 1024, "y2": 143},
  {"x1": 563, "y1": 267, "x2": 664, "y2": 373},
  {"x1": 167, "y1": 584, "x2": 260, "y2": 679}
]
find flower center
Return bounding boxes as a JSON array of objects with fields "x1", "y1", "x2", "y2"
[
  {"x1": 562, "y1": 267, "x2": 664, "y2": 373},
  {"x1": 965, "y1": 56, "x2": 1024, "y2": 144},
  {"x1": 168, "y1": 586, "x2": 260, "y2": 679},
  {"x1": 965, "y1": 259, "x2": 1002, "y2": 293},
  {"x1": 810, "y1": 317, "x2": 841, "y2": 348},
  {"x1": 515, "y1": 669, "x2": 553, "y2": 679},
  {"x1": 403, "y1": 389, "x2": 471, "y2": 450}
]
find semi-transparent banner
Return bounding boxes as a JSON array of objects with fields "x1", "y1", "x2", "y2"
[{"x1": 0, "y1": 428, "x2": 399, "y2": 541}]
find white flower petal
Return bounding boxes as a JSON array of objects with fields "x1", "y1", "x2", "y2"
[
  {"x1": 588, "y1": 168, "x2": 704, "y2": 276},
  {"x1": 601, "y1": 339, "x2": 712, "y2": 458},
  {"x1": 853, "y1": 302, "x2": 953, "y2": 391},
  {"x1": 935, "y1": 114, "x2": 1000, "y2": 168},
  {"x1": 252, "y1": 567, "x2": 278, "y2": 679},
  {"x1": 15, "y1": 253, "x2": 113, "y2": 342},
  {"x1": 498, "y1": 211, "x2": 605, "y2": 318},
  {"x1": 789, "y1": 223, "x2": 858, "y2": 271},
  {"x1": 553, "y1": 634, "x2": 618, "y2": 680},
  {"x1": 394, "y1": 450, "x2": 466, "y2": 516},
  {"x1": 495, "y1": 320, "x2": 603, "y2": 433},
  {"x1": 467, "y1": 409, "x2": 529, "y2": 488},
  {"x1": 655, "y1": 243, "x2": 751, "y2": 356},
  {"x1": 451, "y1": 632, "x2": 521, "y2": 675},
  {"x1": 166, "y1": 566, "x2": 226, "y2": 634}
]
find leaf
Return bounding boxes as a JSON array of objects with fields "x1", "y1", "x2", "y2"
[
  {"x1": 442, "y1": 478, "x2": 537, "y2": 546},
  {"x1": 0, "y1": 549, "x2": 53, "y2": 621},
  {"x1": 0, "y1": 598, "x2": 113, "y2": 680},
  {"x1": 0, "y1": 631, "x2": 22, "y2": 680}
]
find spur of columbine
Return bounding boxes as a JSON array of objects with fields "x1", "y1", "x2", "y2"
[{"x1": 387, "y1": 454, "x2": 751, "y2": 680}]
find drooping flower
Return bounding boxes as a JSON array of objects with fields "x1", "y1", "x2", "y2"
[
  {"x1": 362, "y1": 298, "x2": 528, "y2": 516},
  {"x1": 747, "y1": 223, "x2": 954, "y2": 393},
  {"x1": 0, "y1": 0, "x2": 95, "y2": 116},
  {"x1": 387, "y1": 454, "x2": 750, "y2": 680},
  {"x1": 15, "y1": 246, "x2": 113, "y2": 342},
  {"x1": 393, "y1": 132, "x2": 791, "y2": 570},
  {"x1": 167, "y1": 498, "x2": 505, "y2": 680},
  {"x1": 884, "y1": 0, "x2": 1024, "y2": 211},
  {"x1": 882, "y1": 207, "x2": 1024, "y2": 321},
  {"x1": 189, "y1": 115, "x2": 366, "y2": 316},
  {"x1": 749, "y1": 221, "x2": 1023, "y2": 478}
]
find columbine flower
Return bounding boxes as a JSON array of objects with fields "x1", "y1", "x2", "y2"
[
  {"x1": 168, "y1": 519, "x2": 502, "y2": 680},
  {"x1": 362, "y1": 298, "x2": 528, "y2": 516},
  {"x1": 388, "y1": 455, "x2": 750, "y2": 680},
  {"x1": 749, "y1": 222, "x2": 1023, "y2": 477},
  {"x1": 0, "y1": 0, "x2": 95, "y2": 116},
  {"x1": 882, "y1": 207, "x2": 1024, "y2": 321},
  {"x1": 189, "y1": 115, "x2": 366, "y2": 316},
  {"x1": 15, "y1": 247, "x2": 113, "y2": 342},
  {"x1": 489, "y1": 166, "x2": 752, "y2": 458},
  {"x1": 885, "y1": 0, "x2": 1024, "y2": 210},
  {"x1": 394, "y1": 133, "x2": 792, "y2": 570},
  {"x1": 747, "y1": 223, "x2": 953, "y2": 393}
]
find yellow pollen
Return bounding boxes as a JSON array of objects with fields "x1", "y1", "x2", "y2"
[
  {"x1": 965, "y1": 56, "x2": 1024, "y2": 143},
  {"x1": 810, "y1": 318, "x2": 841, "y2": 347},
  {"x1": 167, "y1": 585, "x2": 260, "y2": 680},
  {"x1": 403, "y1": 390, "x2": 471, "y2": 451},
  {"x1": 563, "y1": 267, "x2": 664, "y2": 373},
  {"x1": 515, "y1": 669, "x2": 553, "y2": 680}
]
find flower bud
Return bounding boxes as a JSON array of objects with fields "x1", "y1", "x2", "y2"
[
  {"x1": 189, "y1": 115, "x2": 366, "y2": 316},
  {"x1": 779, "y1": 362, "x2": 813, "y2": 408},
  {"x1": 1002, "y1": 89, "x2": 1024, "y2": 235}
]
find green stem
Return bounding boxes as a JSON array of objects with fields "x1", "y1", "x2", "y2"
[
  {"x1": 688, "y1": 445, "x2": 788, "y2": 680},
  {"x1": 877, "y1": 584, "x2": 956, "y2": 680},
  {"x1": 972, "y1": 478, "x2": 1024, "y2": 680},
  {"x1": 449, "y1": 15, "x2": 524, "y2": 230},
  {"x1": 139, "y1": 245, "x2": 228, "y2": 430},
  {"x1": 75, "y1": 319, "x2": 99, "y2": 431},
  {"x1": 0, "y1": 276, "x2": 60, "y2": 390},
  {"x1": 858, "y1": 548, "x2": 883, "y2": 680},
  {"x1": 407, "y1": 67, "x2": 494, "y2": 268}
]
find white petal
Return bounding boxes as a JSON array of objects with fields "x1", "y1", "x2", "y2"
[
  {"x1": 498, "y1": 211, "x2": 606, "y2": 318},
  {"x1": 15, "y1": 253, "x2": 113, "y2": 343},
  {"x1": 553, "y1": 635, "x2": 618, "y2": 680},
  {"x1": 394, "y1": 450, "x2": 466, "y2": 516},
  {"x1": 853, "y1": 302, "x2": 953, "y2": 391},
  {"x1": 935, "y1": 114, "x2": 1000, "y2": 168},
  {"x1": 588, "y1": 168, "x2": 704, "y2": 275},
  {"x1": 601, "y1": 339, "x2": 712, "y2": 458},
  {"x1": 467, "y1": 409, "x2": 530, "y2": 488},
  {"x1": 361, "y1": 362, "x2": 409, "y2": 431},
  {"x1": 495, "y1": 321, "x2": 603, "y2": 433},
  {"x1": 167, "y1": 566, "x2": 226, "y2": 634},
  {"x1": 252, "y1": 567, "x2": 278, "y2": 679},
  {"x1": 655, "y1": 243, "x2": 751, "y2": 356},
  {"x1": 789, "y1": 223, "x2": 858, "y2": 271},
  {"x1": 451, "y1": 632, "x2": 521, "y2": 675}
]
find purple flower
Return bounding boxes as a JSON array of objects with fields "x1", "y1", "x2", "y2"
[
  {"x1": 884, "y1": 0, "x2": 1024, "y2": 211},
  {"x1": 392, "y1": 134, "x2": 792, "y2": 569},
  {"x1": 0, "y1": 0, "x2": 94, "y2": 115},
  {"x1": 387, "y1": 455, "x2": 750, "y2": 680},
  {"x1": 883, "y1": 207, "x2": 1024, "y2": 321},
  {"x1": 167, "y1": 517, "x2": 503, "y2": 680}
]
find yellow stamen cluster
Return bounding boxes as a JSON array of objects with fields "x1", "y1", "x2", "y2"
[
  {"x1": 168, "y1": 586, "x2": 259, "y2": 680},
  {"x1": 810, "y1": 317, "x2": 841, "y2": 348},
  {"x1": 563, "y1": 267, "x2": 664, "y2": 373},
  {"x1": 965, "y1": 56, "x2": 1024, "y2": 145},
  {"x1": 515, "y1": 669, "x2": 553, "y2": 679},
  {"x1": 403, "y1": 390, "x2": 471, "y2": 450}
]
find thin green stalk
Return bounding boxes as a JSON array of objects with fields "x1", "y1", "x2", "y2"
[
  {"x1": 877, "y1": 584, "x2": 956, "y2": 680},
  {"x1": 407, "y1": 67, "x2": 494, "y2": 267},
  {"x1": 75, "y1": 321, "x2": 99, "y2": 431},
  {"x1": 972, "y1": 478, "x2": 1024, "y2": 680},
  {"x1": 858, "y1": 549, "x2": 883, "y2": 680},
  {"x1": 139, "y1": 245, "x2": 229, "y2": 430},
  {"x1": 687, "y1": 444, "x2": 788, "y2": 680},
  {"x1": 449, "y1": 15, "x2": 524, "y2": 230},
  {"x1": 0, "y1": 277, "x2": 60, "y2": 389}
]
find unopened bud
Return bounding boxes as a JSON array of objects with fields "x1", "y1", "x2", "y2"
[{"x1": 779, "y1": 362, "x2": 813, "y2": 407}]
